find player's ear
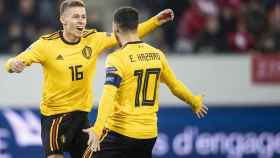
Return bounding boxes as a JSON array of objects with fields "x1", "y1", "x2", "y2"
[
  {"x1": 112, "y1": 22, "x2": 119, "y2": 33},
  {"x1": 60, "y1": 16, "x2": 66, "y2": 25}
]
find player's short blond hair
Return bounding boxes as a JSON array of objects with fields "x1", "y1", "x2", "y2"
[{"x1": 60, "y1": 0, "x2": 85, "y2": 16}]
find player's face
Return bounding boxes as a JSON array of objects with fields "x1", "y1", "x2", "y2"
[{"x1": 61, "y1": 7, "x2": 87, "y2": 38}]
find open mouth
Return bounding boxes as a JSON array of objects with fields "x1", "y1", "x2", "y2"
[{"x1": 76, "y1": 27, "x2": 84, "y2": 32}]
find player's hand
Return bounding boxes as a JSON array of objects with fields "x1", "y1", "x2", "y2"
[
  {"x1": 83, "y1": 128, "x2": 101, "y2": 152},
  {"x1": 191, "y1": 95, "x2": 208, "y2": 119},
  {"x1": 156, "y1": 9, "x2": 174, "y2": 25},
  {"x1": 11, "y1": 60, "x2": 26, "y2": 73},
  {"x1": 195, "y1": 104, "x2": 208, "y2": 119}
]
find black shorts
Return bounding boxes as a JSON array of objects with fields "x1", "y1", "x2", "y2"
[
  {"x1": 41, "y1": 111, "x2": 91, "y2": 158},
  {"x1": 95, "y1": 129, "x2": 157, "y2": 158}
]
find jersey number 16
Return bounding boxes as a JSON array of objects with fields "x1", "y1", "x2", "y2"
[{"x1": 69, "y1": 65, "x2": 84, "y2": 81}]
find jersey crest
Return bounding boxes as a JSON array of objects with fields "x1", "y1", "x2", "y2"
[{"x1": 82, "y1": 46, "x2": 92, "y2": 59}]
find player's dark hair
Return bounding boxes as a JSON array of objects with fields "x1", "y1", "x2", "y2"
[
  {"x1": 114, "y1": 7, "x2": 139, "y2": 32},
  {"x1": 60, "y1": 0, "x2": 85, "y2": 16}
]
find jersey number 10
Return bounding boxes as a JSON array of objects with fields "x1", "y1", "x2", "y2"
[{"x1": 134, "y1": 68, "x2": 161, "y2": 107}]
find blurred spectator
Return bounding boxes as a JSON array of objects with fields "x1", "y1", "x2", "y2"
[
  {"x1": 269, "y1": 1, "x2": 280, "y2": 32},
  {"x1": 17, "y1": 0, "x2": 39, "y2": 45},
  {"x1": 176, "y1": 0, "x2": 218, "y2": 53},
  {"x1": 227, "y1": 19, "x2": 255, "y2": 53},
  {"x1": 256, "y1": 31, "x2": 280, "y2": 53},
  {"x1": 245, "y1": 0, "x2": 266, "y2": 37},
  {"x1": 159, "y1": 0, "x2": 190, "y2": 50},
  {"x1": 256, "y1": 2, "x2": 280, "y2": 52},
  {"x1": 217, "y1": 5, "x2": 238, "y2": 52},
  {"x1": 18, "y1": 0, "x2": 37, "y2": 21},
  {"x1": 39, "y1": 0, "x2": 57, "y2": 28},
  {"x1": 175, "y1": 1, "x2": 206, "y2": 53},
  {"x1": 8, "y1": 19, "x2": 29, "y2": 54},
  {"x1": 194, "y1": 15, "x2": 222, "y2": 53},
  {"x1": 177, "y1": 2, "x2": 206, "y2": 42}
]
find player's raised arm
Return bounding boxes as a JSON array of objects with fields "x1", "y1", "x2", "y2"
[
  {"x1": 4, "y1": 38, "x2": 46, "y2": 73},
  {"x1": 138, "y1": 9, "x2": 174, "y2": 37},
  {"x1": 99, "y1": 8, "x2": 174, "y2": 50},
  {"x1": 160, "y1": 53, "x2": 208, "y2": 118}
]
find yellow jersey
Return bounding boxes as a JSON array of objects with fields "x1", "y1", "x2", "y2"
[
  {"x1": 93, "y1": 41, "x2": 203, "y2": 139},
  {"x1": 4, "y1": 17, "x2": 161, "y2": 116}
]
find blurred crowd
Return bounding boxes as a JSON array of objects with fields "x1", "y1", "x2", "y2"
[
  {"x1": 0, "y1": 0, "x2": 56, "y2": 54},
  {"x1": 132, "y1": 0, "x2": 280, "y2": 54},
  {"x1": 0, "y1": 0, "x2": 101, "y2": 55},
  {"x1": 1, "y1": 0, "x2": 280, "y2": 55}
]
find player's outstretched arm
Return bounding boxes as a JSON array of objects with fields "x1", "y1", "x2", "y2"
[
  {"x1": 100, "y1": 9, "x2": 174, "y2": 50},
  {"x1": 4, "y1": 38, "x2": 46, "y2": 73},
  {"x1": 160, "y1": 54, "x2": 208, "y2": 118}
]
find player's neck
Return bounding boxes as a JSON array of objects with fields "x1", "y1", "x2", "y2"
[
  {"x1": 62, "y1": 31, "x2": 80, "y2": 44},
  {"x1": 119, "y1": 33, "x2": 141, "y2": 46}
]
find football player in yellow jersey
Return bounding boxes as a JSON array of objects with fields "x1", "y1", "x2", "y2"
[
  {"x1": 3, "y1": 0, "x2": 174, "y2": 158},
  {"x1": 83, "y1": 7, "x2": 208, "y2": 158}
]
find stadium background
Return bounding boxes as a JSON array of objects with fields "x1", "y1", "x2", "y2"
[{"x1": 0, "y1": 0, "x2": 280, "y2": 158}]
